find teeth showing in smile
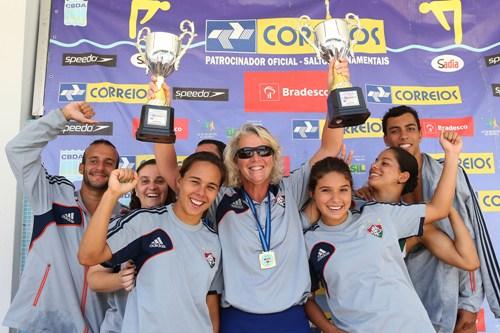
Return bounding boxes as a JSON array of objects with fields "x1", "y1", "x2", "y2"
[
  {"x1": 146, "y1": 193, "x2": 159, "y2": 198},
  {"x1": 399, "y1": 144, "x2": 411, "y2": 149},
  {"x1": 190, "y1": 198, "x2": 203, "y2": 207},
  {"x1": 249, "y1": 166, "x2": 263, "y2": 171},
  {"x1": 327, "y1": 205, "x2": 343, "y2": 211}
]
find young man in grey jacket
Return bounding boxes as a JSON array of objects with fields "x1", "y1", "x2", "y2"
[
  {"x1": 3, "y1": 102, "x2": 122, "y2": 333},
  {"x1": 381, "y1": 105, "x2": 500, "y2": 333}
]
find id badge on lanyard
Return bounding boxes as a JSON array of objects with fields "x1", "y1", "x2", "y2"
[{"x1": 244, "y1": 191, "x2": 277, "y2": 270}]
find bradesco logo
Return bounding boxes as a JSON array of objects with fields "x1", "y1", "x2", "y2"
[
  {"x1": 420, "y1": 117, "x2": 474, "y2": 137},
  {"x1": 62, "y1": 53, "x2": 117, "y2": 67},
  {"x1": 431, "y1": 54, "x2": 464, "y2": 72},
  {"x1": 173, "y1": 87, "x2": 229, "y2": 101},
  {"x1": 60, "y1": 122, "x2": 113, "y2": 136},
  {"x1": 245, "y1": 71, "x2": 328, "y2": 112},
  {"x1": 479, "y1": 191, "x2": 500, "y2": 212},
  {"x1": 132, "y1": 118, "x2": 189, "y2": 140},
  {"x1": 429, "y1": 153, "x2": 495, "y2": 174},
  {"x1": 366, "y1": 84, "x2": 462, "y2": 105},
  {"x1": 206, "y1": 18, "x2": 386, "y2": 54}
]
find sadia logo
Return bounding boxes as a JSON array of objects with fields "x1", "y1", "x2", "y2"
[
  {"x1": 206, "y1": 20, "x2": 256, "y2": 53},
  {"x1": 292, "y1": 120, "x2": 320, "y2": 139},
  {"x1": 63, "y1": 53, "x2": 117, "y2": 67},
  {"x1": 206, "y1": 18, "x2": 386, "y2": 55},
  {"x1": 60, "y1": 122, "x2": 113, "y2": 136},
  {"x1": 173, "y1": 87, "x2": 229, "y2": 101},
  {"x1": 429, "y1": 153, "x2": 495, "y2": 174},
  {"x1": 479, "y1": 191, "x2": 500, "y2": 212},
  {"x1": 366, "y1": 84, "x2": 462, "y2": 105},
  {"x1": 420, "y1": 117, "x2": 473, "y2": 137},
  {"x1": 130, "y1": 53, "x2": 146, "y2": 69},
  {"x1": 431, "y1": 54, "x2": 464, "y2": 72}
]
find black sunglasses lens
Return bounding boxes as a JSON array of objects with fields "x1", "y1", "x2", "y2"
[
  {"x1": 256, "y1": 146, "x2": 273, "y2": 157},
  {"x1": 236, "y1": 146, "x2": 274, "y2": 159}
]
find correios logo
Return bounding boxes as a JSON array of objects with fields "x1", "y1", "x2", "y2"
[
  {"x1": 479, "y1": 191, "x2": 500, "y2": 212},
  {"x1": 206, "y1": 18, "x2": 386, "y2": 55},
  {"x1": 431, "y1": 54, "x2": 464, "y2": 72},
  {"x1": 429, "y1": 152, "x2": 495, "y2": 174},
  {"x1": 366, "y1": 84, "x2": 462, "y2": 105}
]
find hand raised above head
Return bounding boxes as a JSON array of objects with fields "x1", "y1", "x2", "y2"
[
  {"x1": 62, "y1": 102, "x2": 97, "y2": 124},
  {"x1": 147, "y1": 75, "x2": 171, "y2": 106},
  {"x1": 439, "y1": 131, "x2": 462, "y2": 155}
]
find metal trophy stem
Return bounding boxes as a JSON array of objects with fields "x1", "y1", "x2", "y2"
[
  {"x1": 134, "y1": 20, "x2": 196, "y2": 143},
  {"x1": 299, "y1": 11, "x2": 370, "y2": 128}
]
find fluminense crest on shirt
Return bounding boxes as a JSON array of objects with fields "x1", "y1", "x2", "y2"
[
  {"x1": 204, "y1": 251, "x2": 216, "y2": 268},
  {"x1": 367, "y1": 223, "x2": 384, "y2": 238},
  {"x1": 274, "y1": 191, "x2": 285, "y2": 208}
]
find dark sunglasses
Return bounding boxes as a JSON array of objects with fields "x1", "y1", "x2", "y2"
[{"x1": 236, "y1": 145, "x2": 274, "y2": 159}]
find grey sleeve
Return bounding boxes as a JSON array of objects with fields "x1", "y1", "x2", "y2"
[
  {"x1": 458, "y1": 269, "x2": 484, "y2": 312},
  {"x1": 5, "y1": 109, "x2": 68, "y2": 214},
  {"x1": 285, "y1": 164, "x2": 311, "y2": 208},
  {"x1": 385, "y1": 203, "x2": 426, "y2": 239},
  {"x1": 107, "y1": 215, "x2": 144, "y2": 264}
]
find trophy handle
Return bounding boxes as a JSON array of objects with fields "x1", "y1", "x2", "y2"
[
  {"x1": 298, "y1": 15, "x2": 321, "y2": 60},
  {"x1": 345, "y1": 13, "x2": 362, "y2": 49},
  {"x1": 136, "y1": 27, "x2": 151, "y2": 74},
  {"x1": 174, "y1": 20, "x2": 196, "y2": 71}
]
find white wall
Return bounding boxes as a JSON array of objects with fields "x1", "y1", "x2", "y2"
[{"x1": 0, "y1": 1, "x2": 39, "y2": 332}]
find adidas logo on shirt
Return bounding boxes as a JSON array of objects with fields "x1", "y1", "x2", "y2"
[
  {"x1": 230, "y1": 199, "x2": 244, "y2": 210},
  {"x1": 149, "y1": 237, "x2": 166, "y2": 249},
  {"x1": 317, "y1": 248, "x2": 330, "y2": 261},
  {"x1": 61, "y1": 212, "x2": 75, "y2": 223}
]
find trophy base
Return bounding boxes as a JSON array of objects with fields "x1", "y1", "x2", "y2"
[
  {"x1": 327, "y1": 87, "x2": 370, "y2": 128},
  {"x1": 135, "y1": 104, "x2": 177, "y2": 144}
]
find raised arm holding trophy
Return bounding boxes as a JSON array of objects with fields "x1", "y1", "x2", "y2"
[
  {"x1": 135, "y1": 20, "x2": 195, "y2": 143},
  {"x1": 299, "y1": 0, "x2": 370, "y2": 128}
]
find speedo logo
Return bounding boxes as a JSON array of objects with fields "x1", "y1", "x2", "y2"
[
  {"x1": 429, "y1": 153, "x2": 495, "y2": 174},
  {"x1": 63, "y1": 53, "x2": 116, "y2": 67},
  {"x1": 59, "y1": 82, "x2": 149, "y2": 104},
  {"x1": 173, "y1": 87, "x2": 229, "y2": 101},
  {"x1": 206, "y1": 18, "x2": 386, "y2": 54},
  {"x1": 60, "y1": 122, "x2": 113, "y2": 135},
  {"x1": 366, "y1": 84, "x2": 462, "y2": 105}
]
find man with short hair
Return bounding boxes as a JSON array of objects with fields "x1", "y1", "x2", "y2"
[
  {"x1": 196, "y1": 139, "x2": 226, "y2": 160},
  {"x1": 381, "y1": 105, "x2": 500, "y2": 333},
  {"x1": 3, "y1": 102, "x2": 122, "y2": 333}
]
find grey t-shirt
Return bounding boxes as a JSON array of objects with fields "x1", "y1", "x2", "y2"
[
  {"x1": 107, "y1": 204, "x2": 221, "y2": 333},
  {"x1": 305, "y1": 202, "x2": 435, "y2": 333},
  {"x1": 208, "y1": 164, "x2": 311, "y2": 313}
]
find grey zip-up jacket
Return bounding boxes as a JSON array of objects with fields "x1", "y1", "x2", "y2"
[
  {"x1": 405, "y1": 153, "x2": 500, "y2": 332},
  {"x1": 3, "y1": 109, "x2": 120, "y2": 333}
]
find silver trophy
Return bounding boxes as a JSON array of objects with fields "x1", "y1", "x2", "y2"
[
  {"x1": 299, "y1": 8, "x2": 370, "y2": 128},
  {"x1": 135, "y1": 20, "x2": 195, "y2": 143}
]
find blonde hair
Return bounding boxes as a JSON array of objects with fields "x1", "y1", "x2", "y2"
[{"x1": 224, "y1": 123, "x2": 283, "y2": 187}]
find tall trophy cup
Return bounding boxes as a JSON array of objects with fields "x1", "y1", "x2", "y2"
[
  {"x1": 299, "y1": 2, "x2": 370, "y2": 128},
  {"x1": 135, "y1": 20, "x2": 195, "y2": 143}
]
